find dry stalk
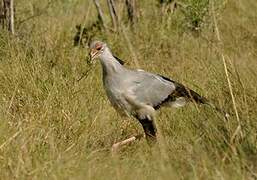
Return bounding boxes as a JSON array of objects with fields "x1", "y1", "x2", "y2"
[
  {"x1": 0, "y1": 129, "x2": 21, "y2": 150},
  {"x1": 120, "y1": 23, "x2": 140, "y2": 68},
  {"x1": 107, "y1": 0, "x2": 118, "y2": 31},
  {"x1": 211, "y1": 1, "x2": 242, "y2": 144},
  {"x1": 93, "y1": 0, "x2": 107, "y2": 30}
]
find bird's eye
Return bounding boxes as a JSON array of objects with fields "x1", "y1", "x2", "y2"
[{"x1": 96, "y1": 46, "x2": 102, "y2": 51}]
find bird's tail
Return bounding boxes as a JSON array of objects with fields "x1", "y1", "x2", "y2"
[
  {"x1": 187, "y1": 88, "x2": 229, "y2": 120},
  {"x1": 204, "y1": 102, "x2": 230, "y2": 120},
  {"x1": 155, "y1": 75, "x2": 229, "y2": 119}
]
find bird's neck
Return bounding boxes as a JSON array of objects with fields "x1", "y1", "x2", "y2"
[{"x1": 99, "y1": 48, "x2": 124, "y2": 77}]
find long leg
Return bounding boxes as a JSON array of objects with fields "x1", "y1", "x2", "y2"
[
  {"x1": 138, "y1": 117, "x2": 157, "y2": 142},
  {"x1": 111, "y1": 96, "x2": 157, "y2": 152},
  {"x1": 111, "y1": 118, "x2": 156, "y2": 153}
]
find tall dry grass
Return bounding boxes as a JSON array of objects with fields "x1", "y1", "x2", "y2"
[{"x1": 0, "y1": 0, "x2": 257, "y2": 179}]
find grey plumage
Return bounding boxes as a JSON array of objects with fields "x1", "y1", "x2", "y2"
[{"x1": 89, "y1": 41, "x2": 228, "y2": 142}]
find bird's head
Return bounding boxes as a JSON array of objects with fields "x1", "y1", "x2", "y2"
[{"x1": 89, "y1": 41, "x2": 107, "y2": 62}]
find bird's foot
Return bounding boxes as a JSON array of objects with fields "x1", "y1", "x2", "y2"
[{"x1": 111, "y1": 134, "x2": 144, "y2": 154}]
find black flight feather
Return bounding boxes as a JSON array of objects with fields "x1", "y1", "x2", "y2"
[
  {"x1": 154, "y1": 74, "x2": 229, "y2": 120},
  {"x1": 156, "y1": 74, "x2": 208, "y2": 106},
  {"x1": 114, "y1": 55, "x2": 125, "y2": 65}
]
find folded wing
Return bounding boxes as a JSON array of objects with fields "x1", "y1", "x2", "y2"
[
  {"x1": 128, "y1": 71, "x2": 208, "y2": 110},
  {"x1": 128, "y1": 71, "x2": 176, "y2": 108}
]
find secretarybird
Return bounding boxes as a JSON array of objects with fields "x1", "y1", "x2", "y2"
[{"x1": 89, "y1": 41, "x2": 228, "y2": 151}]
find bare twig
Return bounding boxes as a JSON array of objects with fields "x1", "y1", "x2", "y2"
[
  {"x1": 125, "y1": 0, "x2": 138, "y2": 24},
  {"x1": 107, "y1": 0, "x2": 118, "y2": 31},
  {"x1": 2, "y1": 0, "x2": 14, "y2": 34},
  {"x1": 0, "y1": 129, "x2": 21, "y2": 150},
  {"x1": 76, "y1": 65, "x2": 94, "y2": 82},
  {"x1": 0, "y1": 0, "x2": 6, "y2": 29},
  {"x1": 93, "y1": 0, "x2": 107, "y2": 30},
  {"x1": 9, "y1": 0, "x2": 13, "y2": 34}
]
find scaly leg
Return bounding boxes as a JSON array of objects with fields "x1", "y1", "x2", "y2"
[{"x1": 138, "y1": 118, "x2": 157, "y2": 143}]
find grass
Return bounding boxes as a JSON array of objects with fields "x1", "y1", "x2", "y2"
[{"x1": 0, "y1": 0, "x2": 257, "y2": 179}]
